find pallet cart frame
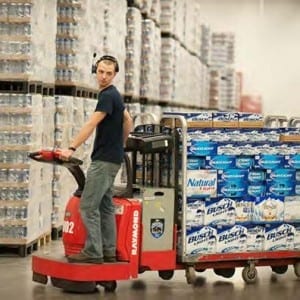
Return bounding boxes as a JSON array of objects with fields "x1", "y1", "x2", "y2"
[{"x1": 162, "y1": 114, "x2": 300, "y2": 284}]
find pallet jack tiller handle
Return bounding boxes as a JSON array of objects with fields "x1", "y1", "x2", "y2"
[
  {"x1": 29, "y1": 149, "x2": 132, "y2": 198},
  {"x1": 28, "y1": 149, "x2": 83, "y2": 166},
  {"x1": 29, "y1": 149, "x2": 85, "y2": 195}
]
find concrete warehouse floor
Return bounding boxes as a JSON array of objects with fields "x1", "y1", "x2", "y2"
[{"x1": 0, "y1": 240, "x2": 300, "y2": 300}]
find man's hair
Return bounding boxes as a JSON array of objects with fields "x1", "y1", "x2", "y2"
[{"x1": 95, "y1": 55, "x2": 119, "y2": 72}]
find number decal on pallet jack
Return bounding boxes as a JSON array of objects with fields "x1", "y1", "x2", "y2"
[{"x1": 63, "y1": 220, "x2": 75, "y2": 234}]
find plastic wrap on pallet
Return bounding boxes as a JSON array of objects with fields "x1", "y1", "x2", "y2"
[
  {"x1": 51, "y1": 95, "x2": 94, "y2": 228},
  {"x1": 207, "y1": 31, "x2": 237, "y2": 111},
  {"x1": 102, "y1": 0, "x2": 127, "y2": 95},
  {"x1": 160, "y1": 37, "x2": 176, "y2": 102},
  {"x1": 56, "y1": 0, "x2": 126, "y2": 92},
  {"x1": 0, "y1": 1, "x2": 56, "y2": 83},
  {"x1": 160, "y1": 0, "x2": 176, "y2": 34},
  {"x1": 150, "y1": 0, "x2": 161, "y2": 25},
  {"x1": 125, "y1": 7, "x2": 142, "y2": 97},
  {"x1": 173, "y1": 42, "x2": 202, "y2": 106},
  {"x1": 200, "y1": 24, "x2": 212, "y2": 65},
  {"x1": 140, "y1": 0, "x2": 152, "y2": 17},
  {"x1": 140, "y1": 18, "x2": 161, "y2": 100},
  {"x1": 56, "y1": 0, "x2": 99, "y2": 88},
  {"x1": 42, "y1": 96, "x2": 55, "y2": 147},
  {"x1": 0, "y1": 93, "x2": 52, "y2": 243},
  {"x1": 81, "y1": 97, "x2": 96, "y2": 171},
  {"x1": 54, "y1": 95, "x2": 74, "y2": 148},
  {"x1": 184, "y1": 0, "x2": 201, "y2": 55}
]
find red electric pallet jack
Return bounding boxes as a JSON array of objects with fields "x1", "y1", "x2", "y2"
[
  {"x1": 29, "y1": 115, "x2": 300, "y2": 293},
  {"x1": 29, "y1": 123, "x2": 181, "y2": 293}
]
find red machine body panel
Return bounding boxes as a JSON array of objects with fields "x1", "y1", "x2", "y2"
[
  {"x1": 33, "y1": 197, "x2": 143, "y2": 281},
  {"x1": 114, "y1": 198, "x2": 141, "y2": 262},
  {"x1": 32, "y1": 256, "x2": 133, "y2": 281},
  {"x1": 63, "y1": 195, "x2": 86, "y2": 256},
  {"x1": 62, "y1": 196, "x2": 142, "y2": 261}
]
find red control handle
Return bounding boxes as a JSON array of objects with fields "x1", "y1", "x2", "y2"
[{"x1": 28, "y1": 149, "x2": 83, "y2": 166}]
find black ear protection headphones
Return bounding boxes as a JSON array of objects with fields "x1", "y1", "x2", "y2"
[{"x1": 91, "y1": 53, "x2": 119, "y2": 74}]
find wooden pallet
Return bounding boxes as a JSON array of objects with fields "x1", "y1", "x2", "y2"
[
  {"x1": 0, "y1": 80, "x2": 54, "y2": 96},
  {"x1": 55, "y1": 81, "x2": 98, "y2": 99},
  {"x1": 0, "y1": 231, "x2": 51, "y2": 257}
]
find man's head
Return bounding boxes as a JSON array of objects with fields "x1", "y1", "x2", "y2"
[{"x1": 95, "y1": 55, "x2": 119, "y2": 89}]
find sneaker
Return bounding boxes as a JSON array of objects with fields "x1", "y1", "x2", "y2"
[
  {"x1": 104, "y1": 256, "x2": 117, "y2": 263},
  {"x1": 67, "y1": 252, "x2": 104, "y2": 264}
]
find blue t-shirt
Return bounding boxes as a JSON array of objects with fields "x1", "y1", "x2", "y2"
[{"x1": 91, "y1": 85, "x2": 124, "y2": 164}]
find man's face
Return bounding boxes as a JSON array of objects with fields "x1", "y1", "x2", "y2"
[{"x1": 96, "y1": 60, "x2": 116, "y2": 89}]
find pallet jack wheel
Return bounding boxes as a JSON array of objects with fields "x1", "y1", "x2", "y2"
[
  {"x1": 98, "y1": 280, "x2": 117, "y2": 292},
  {"x1": 294, "y1": 262, "x2": 300, "y2": 277},
  {"x1": 214, "y1": 268, "x2": 235, "y2": 278},
  {"x1": 185, "y1": 266, "x2": 196, "y2": 284},
  {"x1": 242, "y1": 265, "x2": 258, "y2": 284},
  {"x1": 50, "y1": 277, "x2": 97, "y2": 293},
  {"x1": 158, "y1": 270, "x2": 174, "y2": 280},
  {"x1": 271, "y1": 265, "x2": 288, "y2": 274}
]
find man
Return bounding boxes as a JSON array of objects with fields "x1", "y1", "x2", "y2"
[{"x1": 60, "y1": 55, "x2": 133, "y2": 263}]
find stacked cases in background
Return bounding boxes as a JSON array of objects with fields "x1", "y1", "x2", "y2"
[
  {"x1": 0, "y1": 94, "x2": 53, "y2": 250},
  {"x1": 140, "y1": 17, "x2": 161, "y2": 100},
  {"x1": 203, "y1": 29, "x2": 241, "y2": 111},
  {"x1": 0, "y1": 0, "x2": 56, "y2": 252},
  {"x1": 0, "y1": 1, "x2": 56, "y2": 83},
  {"x1": 52, "y1": 95, "x2": 95, "y2": 232},
  {"x1": 163, "y1": 111, "x2": 300, "y2": 256},
  {"x1": 160, "y1": 0, "x2": 204, "y2": 107},
  {"x1": 55, "y1": 0, "x2": 126, "y2": 93},
  {"x1": 125, "y1": 6, "x2": 142, "y2": 98}
]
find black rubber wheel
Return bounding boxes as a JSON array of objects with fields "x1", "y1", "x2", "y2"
[
  {"x1": 195, "y1": 268, "x2": 206, "y2": 273},
  {"x1": 158, "y1": 270, "x2": 174, "y2": 280},
  {"x1": 98, "y1": 280, "x2": 117, "y2": 292},
  {"x1": 242, "y1": 266, "x2": 258, "y2": 284},
  {"x1": 271, "y1": 265, "x2": 288, "y2": 274},
  {"x1": 214, "y1": 268, "x2": 235, "y2": 278},
  {"x1": 51, "y1": 277, "x2": 97, "y2": 293}
]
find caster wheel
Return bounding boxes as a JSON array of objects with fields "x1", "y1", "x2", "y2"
[
  {"x1": 294, "y1": 262, "x2": 300, "y2": 277},
  {"x1": 158, "y1": 270, "x2": 174, "y2": 280},
  {"x1": 242, "y1": 265, "x2": 258, "y2": 284},
  {"x1": 98, "y1": 280, "x2": 117, "y2": 292},
  {"x1": 271, "y1": 265, "x2": 288, "y2": 274},
  {"x1": 185, "y1": 266, "x2": 196, "y2": 284}
]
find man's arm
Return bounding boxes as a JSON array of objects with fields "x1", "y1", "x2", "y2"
[
  {"x1": 123, "y1": 109, "x2": 133, "y2": 145},
  {"x1": 60, "y1": 111, "x2": 106, "y2": 159}
]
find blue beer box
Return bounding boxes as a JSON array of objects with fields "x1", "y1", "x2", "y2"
[
  {"x1": 187, "y1": 140, "x2": 218, "y2": 156},
  {"x1": 254, "y1": 154, "x2": 285, "y2": 170},
  {"x1": 248, "y1": 169, "x2": 266, "y2": 183},
  {"x1": 218, "y1": 169, "x2": 248, "y2": 182},
  {"x1": 266, "y1": 168, "x2": 296, "y2": 181},
  {"x1": 205, "y1": 155, "x2": 236, "y2": 170},
  {"x1": 284, "y1": 154, "x2": 300, "y2": 169}
]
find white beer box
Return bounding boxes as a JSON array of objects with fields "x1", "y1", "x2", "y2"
[
  {"x1": 264, "y1": 223, "x2": 295, "y2": 251},
  {"x1": 185, "y1": 226, "x2": 218, "y2": 255},
  {"x1": 186, "y1": 198, "x2": 205, "y2": 227},
  {"x1": 216, "y1": 225, "x2": 248, "y2": 253},
  {"x1": 186, "y1": 169, "x2": 217, "y2": 198},
  {"x1": 246, "y1": 224, "x2": 265, "y2": 252}
]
